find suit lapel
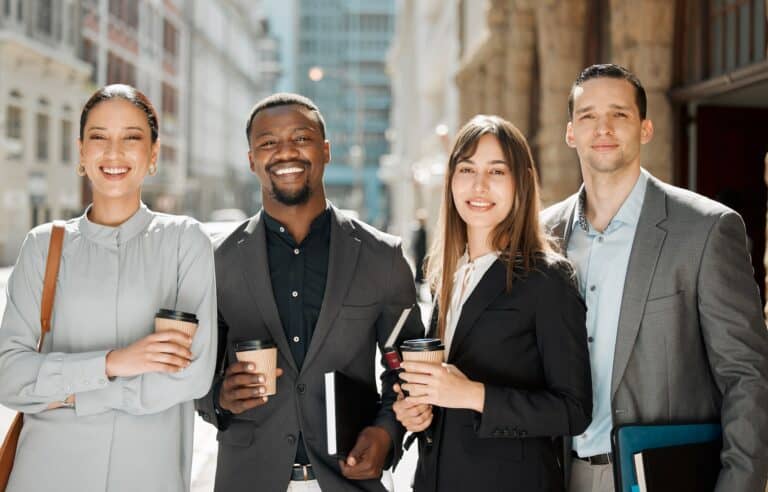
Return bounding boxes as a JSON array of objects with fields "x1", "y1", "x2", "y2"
[
  {"x1": 302, "y1": 207, "x2": 361, "y2": 370},
  {"x1": 447, "y1": 259, "x2": 506, "y2": 362},
  {"x1": 237, "y1": 212, "x2": 299, "y2": 374},
  {"x1": 611, "y1": 177, "x2": 668, "y2": 397},
  {"x1": 550, "y1": 193, "x2": 579, "y2": 256}
]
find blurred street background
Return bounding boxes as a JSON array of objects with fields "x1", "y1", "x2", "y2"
[{"x1": 1, "y1": 0, "x2": 768, "y2": 490}]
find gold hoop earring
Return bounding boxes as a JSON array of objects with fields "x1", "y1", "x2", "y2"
[
  {"x1": 76, "y1": 164, "x2": 86, "y2": 177},
  {"x1": 148, "y1": 164, "x2": 157, "y2": 176}
]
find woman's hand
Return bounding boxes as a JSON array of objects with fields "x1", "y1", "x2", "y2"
[
  {"x1": 399, "y1": 362, "x2": 485, "y2": 413},
  {"x1": 392, "y1": 382, "x2": 433, "y2": 432},
  {"x1": 105, "y1": 330, "x2": 193, "y2": 378}
]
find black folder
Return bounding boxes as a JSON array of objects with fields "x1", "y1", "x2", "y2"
[
  {"x1": 324, "y1": 371, "x2": 379, "y2": 458},
  {"x1": 633, "y1": 440, "x2": 721, "y2": 492}
]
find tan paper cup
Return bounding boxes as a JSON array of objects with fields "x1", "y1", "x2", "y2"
[
  {"x1": 234, "y1": 340, "x2": 278, "y2": 396},
  {"x1": 400, "y1": 338, "x2": 445, "y2": 365},
  {"x1": 155, "y1": 309, "x2": 198, "y2": 338}
]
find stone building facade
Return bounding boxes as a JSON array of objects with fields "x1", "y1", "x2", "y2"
[{"x1": 388, "y1": 0, "x2": 768, "y2": 302}]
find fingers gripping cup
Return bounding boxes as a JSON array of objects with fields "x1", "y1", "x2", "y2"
[
  {"x1": 234, "y1": 340, "x2": 278, "y2": 396},
  {"x1": 400, "y1": 338, "x2": 445, "y2": 365},
  {"x1": 155, "y1": 309, "x2": 199, "y2": 338}
]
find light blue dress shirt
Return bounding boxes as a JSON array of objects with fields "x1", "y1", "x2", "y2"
[{"x1": 568, "y1": 170, "x2": 648, "y2": 457}]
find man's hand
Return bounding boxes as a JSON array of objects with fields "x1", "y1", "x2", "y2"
[
  {"x1": 339, "y1": 426, "x2": 391, "y2": 480},
  {"x1": 219, "y1": 361, "x2": 284, "y2": 414},
  {"x1": 392, "y1": 383, "x2": 433, "y2": 432}
]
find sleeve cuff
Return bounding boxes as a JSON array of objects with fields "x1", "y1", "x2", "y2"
[{"x1": 34, "y1": 350, "x2": 111, "y2": 397}]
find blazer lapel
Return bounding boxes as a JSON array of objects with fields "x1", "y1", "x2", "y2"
[
  {"x1": 611, "y1": 177, "x2": 668, "y2": 397},
  {"x1": 237, "y1": 212, "x2": 299, "y2": 374},
  {"x1": 447, "y1": 259, "x2": 506, "y2": 362},
  {"x1": 550, "y1": 193, "x2": 579, "y2": 256},
  {"x1": 302, "y1": 207, "x2": 361, "y2": 370}
]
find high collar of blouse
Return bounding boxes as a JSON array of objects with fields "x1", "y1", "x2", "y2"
[{"x1": 78, "y1": 202, "x2": 154, "y2": 248}]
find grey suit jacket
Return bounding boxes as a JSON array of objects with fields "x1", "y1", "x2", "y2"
[
  {"x1": 542, "y1": 173, "x2": 768, "y2": 492},
  {"x1": 195, "y1": 205, "x2": 423, "y2": 492}
]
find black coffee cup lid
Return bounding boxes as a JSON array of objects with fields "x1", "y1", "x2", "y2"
[
  {"x1": 156, "y1": 309, "x2": 198, "y2": 324},
  {"x1": 234, "y1": 340, "x2": 276, "y2": 352},
  {"x1": 400, "y1": 338, "x2": 444, "y2": 351}
]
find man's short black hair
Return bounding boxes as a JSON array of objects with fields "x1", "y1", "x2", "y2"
[
  {"x1": 568, "y1": 64, "x2": 647, "y2": 120},
  {"x1": 245, "y1": 92, "x2": 326, "y2": 144}
]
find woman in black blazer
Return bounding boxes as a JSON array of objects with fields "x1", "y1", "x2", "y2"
[{"x1": 394, "y1": 115, "x2": 592, "y2": 491}]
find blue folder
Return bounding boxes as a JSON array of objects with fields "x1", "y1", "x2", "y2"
[{"x1": 610, "y1": 422, "x2": 721, "y2": 492}]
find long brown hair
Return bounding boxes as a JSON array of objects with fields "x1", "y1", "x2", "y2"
[{"x1": 426, "y1": 115, "x2": 554, "y2": 339}]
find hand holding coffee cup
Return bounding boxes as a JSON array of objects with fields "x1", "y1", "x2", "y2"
[
  {"x1": 219, "y1": 340, "x2": 282, "y2": 414},
  {"x1": 154, "y1": 309, "x2": 199, "y2": 344}
]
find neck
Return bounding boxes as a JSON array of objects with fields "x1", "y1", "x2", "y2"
[
  {"x1": 466, "y1": 226, "x2": 494, "y2": 261},
  {"x1": 263, "y1": 191, "x2": 327, "y2": 244},
  {"x1": 88, "y1": 193, "x2": 141, "y2": 227},
  {"x1": 581, "y1": 164, "x2": 641, "y2": 232}
]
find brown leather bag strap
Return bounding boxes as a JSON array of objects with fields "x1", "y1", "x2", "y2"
[{"x1": 37, "y1": 222, "x2": 65, "y2": 353}]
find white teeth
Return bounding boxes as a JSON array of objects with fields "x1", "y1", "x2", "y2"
[
  {"x1": 469, "y1": 200, "x2": 492, "y2": 207},
  {"x1": 274, "y1": 167, "x2": 304, "y2": 176},
  {"x1": 102, "y1": 167, "x2": 128, "y2": 175}
]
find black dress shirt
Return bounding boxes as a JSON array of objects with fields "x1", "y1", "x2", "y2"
[{"x1": 263, "y1": 208, "x2": 330, "y2": 465}]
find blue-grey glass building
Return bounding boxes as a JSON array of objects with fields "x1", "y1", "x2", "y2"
[{"x1": 267, "y1": 0, "x2": 394, "y2": 226}]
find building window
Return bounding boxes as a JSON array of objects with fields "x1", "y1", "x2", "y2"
[
  {"x1": 109, "y1": 0, "x2": 138, "y2": 28},
  {"x1": 678, "y1": 0, "x2": 767, "y2": 85},
  {"x1": 61, "y1": 119, "x2": 72, "y2": 163},
  {"x1": 161, "y1": 144, "x2": 176, "y2": 165},
  {"x1": 5, "y1": 105, "x2": 22, "y2": 159},
  {"x1": 6, "y1": 106, "x2": 22, "y2": 139},
  {"x1": 36, "y1": 0, "x2": 53, "y2": 35},
  {"x1": 82, "y1": 38, "x2": 98, "y2": 83},
  {"x1": 36, "y1": 113, "x2": 49, "y2": 161},
  {"x1": 107, "y1": 51, "x2": 136, "y2": 85},
  {"x1": 162, "y1": 83, "x2": 178, "y2": 117},
  {"x1": 163, "y1": 19, "x2": 178, "y2": 56}
]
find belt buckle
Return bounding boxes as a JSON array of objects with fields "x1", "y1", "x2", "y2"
[{"x1": 293, "y1": 463, "x2": 312, "y2": 481}]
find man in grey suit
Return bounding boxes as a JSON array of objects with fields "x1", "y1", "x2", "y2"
[
  {"x1": 542, "y1": 64, "x2": 768, "y2": 492},
  {"x1": 196, "y1": 93, "x2": 423, "y2": 491}
]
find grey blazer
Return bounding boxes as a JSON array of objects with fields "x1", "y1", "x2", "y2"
[
  {"x1": 195, "y1": 205, "x2": 423, "y2": 492},
  {"x1": 542, "y1": 173, "x2": 768, "y2": 492}
]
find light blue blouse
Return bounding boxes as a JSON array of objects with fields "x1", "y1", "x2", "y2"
[{"x1": 0, "y1": 204, "x2": 217, "y2": 492}]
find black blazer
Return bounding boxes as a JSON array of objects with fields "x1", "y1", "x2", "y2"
[
  {"x1": 195, "y1": 206, "x2": 424, "y2": 492},
  {"x1": 413, "y1": 257, "x2": 592, "y2": 492}
]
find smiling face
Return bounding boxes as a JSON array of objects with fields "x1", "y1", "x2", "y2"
[
  {"x1": 78, "y1": 98, "x2": 158, "y2": 204},
  {"x1": 248, "y1": 104, "x2": 330, "y2": 209},
  {"x1": 566, "y1": 77, "x2": 653, "y2": 179},
  {"x1": 451, "y1": 134, "x2": 515, "y2": 244}
]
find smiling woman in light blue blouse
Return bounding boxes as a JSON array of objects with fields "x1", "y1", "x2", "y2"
[{"x1": 0, "y1": 84, "x2": 217, "y2": 492}]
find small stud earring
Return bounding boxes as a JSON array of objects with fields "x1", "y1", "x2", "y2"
[
  {"x1": 76, "y1": 164, "x2": 86, "y2": 177},
  {"x1": 148, "y1": 164, "x2": 157, "y2": 176}
]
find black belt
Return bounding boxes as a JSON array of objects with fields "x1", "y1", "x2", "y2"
[
  {"x1": 290, "y1": 464, "x2": 316, "y2": 481},
  {"x1": 572, "y1": 451, "x2": 613, "y2": 465}
]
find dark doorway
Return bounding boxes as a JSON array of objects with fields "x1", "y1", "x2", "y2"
[{"x1": 696, "y1": 105, "x2": 768, "y2": 303}]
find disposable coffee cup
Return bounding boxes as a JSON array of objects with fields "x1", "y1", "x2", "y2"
[
  {"x1": 155, "y1": 309, "x2": 198, "y2": 339},
  {"x1": 400, "y1": 338, "x2": 445, "y2": 365},
  {"x1": 234, "y1": 340, "x2": 278, "y2": 396}
]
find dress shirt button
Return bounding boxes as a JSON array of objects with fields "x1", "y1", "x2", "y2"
[
  {"x1": 297, "y1": 383, "x2": 306, "y2": 394},
  {"x1": 597, "y1": 236, "x2": 604, "y2": 243},
  {"x1": 294, "y1": 248, "x2": 300, "y2": 255},
  {"x1": 292, "y1": 291, "x2": 298, "y2": 298},
  {"x1": 287, "y1": 434, "x2": 296, "y2": 444},
  {"x1": 293, "y1": 336, "x2": 300, "y2": 343},
  {"x1": 279, "y1": 227, "x2": 285, "y2": 233},
  {"x1": 202, "y1": 413, "x2": 211, "y2": 422},
  {"x1": 589, "y1": 285, "x2": 596, "y2": 292},
  {"x1": 588, "y1": 336, "x2": 594, "y2": 343}
]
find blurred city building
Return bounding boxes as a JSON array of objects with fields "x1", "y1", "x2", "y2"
[
  {"x1": 267, "y1": 0, "x2": 395, "y2": 227},
  {"x1": 388, "y1": 0, "x2": 768, "y2": 302},
  {"x1": 79, "y1": 0, "x2": 189, "y2": 214},
  {"x1": 0, "y1": 0, "x2": 90, "y2": 265},
  {"x1": 183, "y1": 0, "x2": 279, "y2": 221}
]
